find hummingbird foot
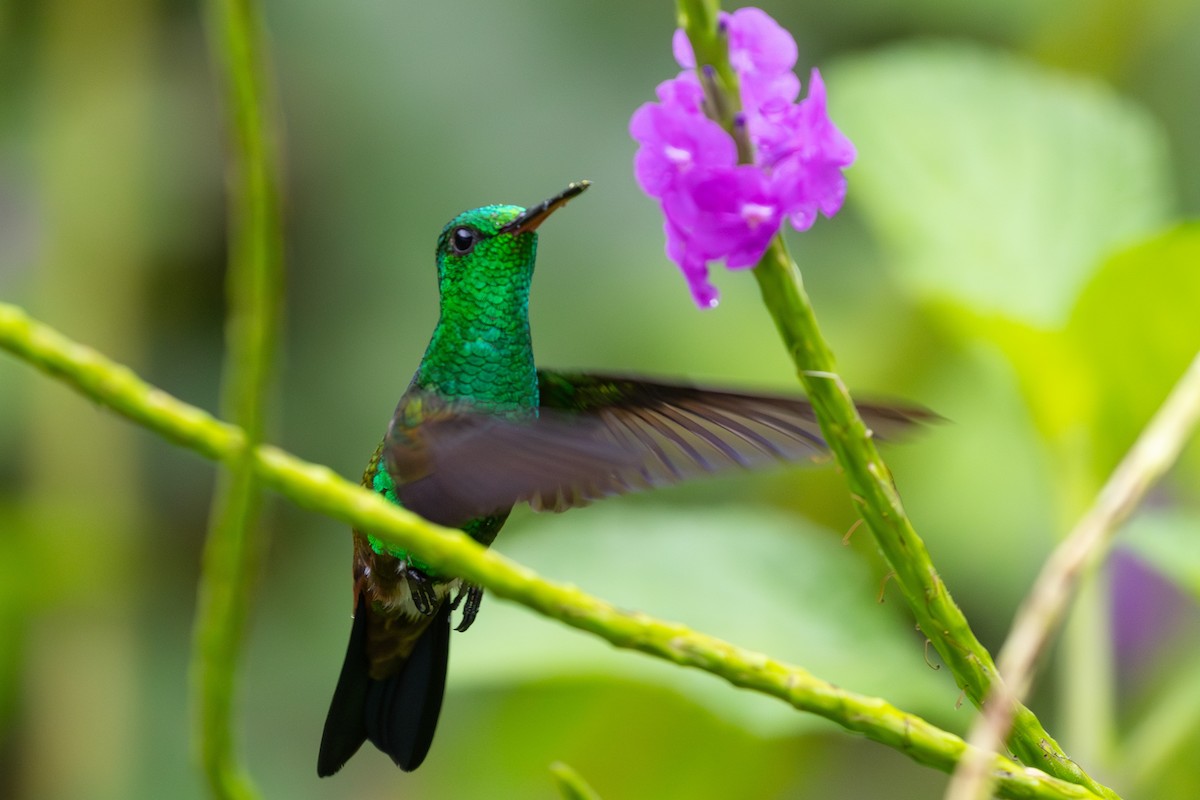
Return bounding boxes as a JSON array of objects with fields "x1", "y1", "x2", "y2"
[
  {"x1": 449, "y1": 583, "x2": 484, "y2": 632},
  {"x1": 405, "y1": 566, "x2": 438, "y2": 617}
]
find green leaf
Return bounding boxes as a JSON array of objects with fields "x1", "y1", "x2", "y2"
[
  {"x1": 982, "y1": 225, "x2": 1200, "y2": 473},
  {"x1": 451, "y1": 503, "x2": 955, "y2": 735},
  {"x1": 1065, "y1": 224, "x2": 1200, "y2": 475},
  {"x1": 830, "y1": 41, "x2": 1171, "y2": 326}
]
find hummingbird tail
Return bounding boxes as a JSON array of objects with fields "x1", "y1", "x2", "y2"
[
  {"x1": 317, "y1": 593, "x2": 371, "y2": 776},
  {"x1": 317, "y1": 594, "x2": 452, "y2": 776}
]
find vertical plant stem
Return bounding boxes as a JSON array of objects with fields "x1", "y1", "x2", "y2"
[
  {"x1": 752, "y1": 238, "x2": 1114, "y2": 798},
  {"x1": 190, "y1": 0, "x2": 284, "y2": 797},
  {"x1": 1053, "y1": 448, "x2": 1117, "y2": 773},
  {"x1": 1060, "y1": 573, "x2": 1115, "y2": 765},
  {"x1": 675, "y1": 0, "x2": 738, "y2": 103},
  {"x1": 672, "y1": 7, "x2": 1115, "y2": 796}
]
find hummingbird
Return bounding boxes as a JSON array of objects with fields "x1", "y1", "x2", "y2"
[{"x1": 316, "y1": 181, "x2": 926, "y2": 776}]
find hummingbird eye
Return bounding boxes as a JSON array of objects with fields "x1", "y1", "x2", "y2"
[{"x1": 450, "y1": 226, "x2": 477, "y2": 255}]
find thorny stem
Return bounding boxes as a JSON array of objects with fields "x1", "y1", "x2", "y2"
[
  {"x1": 674, "y1": 5, "x2": 1119, "y2": 799},
  {"x1": 0, "y1": 301, "x2": 1103, "y2": 800}
]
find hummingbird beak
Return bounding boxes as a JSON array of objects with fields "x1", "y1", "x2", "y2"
[{"x1": 499, "y1": 180, "x2": 591, "y2": 236}]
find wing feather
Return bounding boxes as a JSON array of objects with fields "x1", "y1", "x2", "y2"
[{"x1": 384, "y1": 372, "x2": 933, "y2": 525}]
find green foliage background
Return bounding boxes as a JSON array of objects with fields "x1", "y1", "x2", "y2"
[{"x1": 1, "y1": 1, "x2": 1198, "y2": 798}]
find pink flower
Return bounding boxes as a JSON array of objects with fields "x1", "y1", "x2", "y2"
[{"x1": 632, "y1": 8, "x2": 855, "y2": 307}]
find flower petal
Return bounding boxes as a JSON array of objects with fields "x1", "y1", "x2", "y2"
[
  {"x1": 726, "y1": 7, "x2": 798, "y2": 77},
  {"x1": 633, "y1": 10, "x2": 854, "y2": 308},
  {"x1": 631, "y1": 101, "x2": 737, "y2": 199}
]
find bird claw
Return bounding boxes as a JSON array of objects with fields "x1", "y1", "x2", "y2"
[
  {"x1": 406, "y1": 567, "x2": 483, "y2": 628},
  {"x1": 450, "y1": 583, "x2": 483, "y2": 632},
  {"x1": 406, "y1": 566, "x2": 438, "y2": 617}
]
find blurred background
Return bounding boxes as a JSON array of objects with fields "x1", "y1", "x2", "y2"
[{"x1": 2, "y1": 0, "x2": 1199, "y2": 797}]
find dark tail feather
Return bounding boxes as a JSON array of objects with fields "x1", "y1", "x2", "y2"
[
  {"x1": 366, "y1": 600, "x2": 451, "y2": 771},
  {"x1": 317, "y1": 594, "x2": 371, "y2": 777},
  {"x1": 317, "y1": 595, "x2": 452, "y2": 776}
]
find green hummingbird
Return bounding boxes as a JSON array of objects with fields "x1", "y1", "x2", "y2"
[{"x1": 317, "y1": 181, "x2": 925, "y2": 776}]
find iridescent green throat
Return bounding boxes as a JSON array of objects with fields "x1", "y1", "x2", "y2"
[
  {"x1": 415, "y1": 203, "x2": 541, "y2": 414},
  {"x1": 367, "y1": 204, "x2": 543, "y2": 571}
]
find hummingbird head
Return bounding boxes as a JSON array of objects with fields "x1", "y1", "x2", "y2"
[
  {"x1": 433, "y1": 181, "x2": 590, "y2": 294},
  {"x1": 419, "y1": 181, "x2": 591, "y2": 404}
]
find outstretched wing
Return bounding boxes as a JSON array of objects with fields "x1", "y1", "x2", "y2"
[
  {"x1": 530, "y1": 370, "x2": 930, "y2": 510},
  {"x1": 385, "y1": 372, "x2": 931, "y2": 527},
  {"x1": 387, "y1": 396, "x2": 641, "y2": 528}
]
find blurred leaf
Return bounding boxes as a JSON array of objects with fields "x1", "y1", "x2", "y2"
[
  {"x1": 981, "y1": 225, "x2": 1200, "y2": 474},
  {"x1": 982, "y1": 315, "x2": 1097, "y2": 445},
  {"x1": 439, "y1": 680, "x2": 808, "y2": 800},
  {"x1": 830, "y1": 41, "x2": 1170, "y2": 326},
  {"x1": 452, "y1": 503, "x2": 955, "y2": 736},
  {"x1": 1119, "y1": 509, "x2": 1200, "y2": 599},
  {"x1": 1065, "y1": 224, "x2": 1200, "y2": 474}
]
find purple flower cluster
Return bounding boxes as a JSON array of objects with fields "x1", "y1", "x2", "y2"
[{"x1": 630, "y1": 7, "x2": 855, "y2": 307}]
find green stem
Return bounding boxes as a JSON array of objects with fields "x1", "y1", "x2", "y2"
[
  {"x1": 751, "y1": 240, "x2": 1116, "y2": 800},
  {"x1": 673, "y1": 8, "x2": 1117, "y2": 798},
  {"x1": 675, "y1": 0, "x2": 738, "y2": 118},
  {"x1": 751, "y1": 239, "x2": 996, "y2": 702},
  {"x1": 1122, "y1": 644, "x2": 1200, "y2": 788},
  {"x1": 1060, "y1": 573, "x2": 1115, "y2": 766},
  {"x1": 550, "y1": 762, "x2": 604, "y2": 800},
  {"x1": 952, "y1": 348, "x2": 1200, "y2": 799},
  {"x1": 0, "y1": 303, "x2": 1103, "y2": 800},
  {"x1": 1054, "y1": 450, "x2": 1116, "y2": 775},
  {"x1": 191, "y1": 0, "x2": 284, "y2": 797}
]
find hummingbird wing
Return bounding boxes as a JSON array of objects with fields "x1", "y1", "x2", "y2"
[
  {"x1": 385, "y1": 375, "x2": 931, "y2": 526},
  {"x1": 386, "y1": 392, "x2": 642, "y2": 528},
  {"x1": 530, "y1": 370, "x2": 932, "y2": 511}
]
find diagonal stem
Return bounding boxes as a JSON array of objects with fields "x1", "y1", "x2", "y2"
[
  {"x1": 947, "y1": 349, "x2": 1200, "y2": 800},
  {"x1": 0, "y1": 301, "x2": 1105, "y2": 800},
  {"x1": 673, "y1": 7, "x2": 1118, "y2": 798},
  {"x1": 750, "y1": 239, "x2": 1116, "y2": 800}
]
